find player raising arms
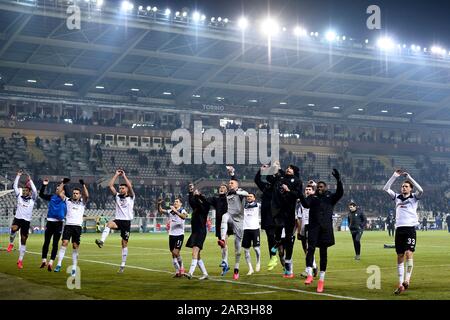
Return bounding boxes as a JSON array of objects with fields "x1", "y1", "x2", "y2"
[
  {"x1": 54, "y1": 180, "x2": 89, "y2": 276},
  {"x1": 158, "y1": 198, "x2": 188, "y2": 277},
  {"x1": 383, "y1": 169, "x2": 423, "y2": 295},
  {"x1": 39, "y1": 178, "x2": 69, "y2": 271},
  {"x1": 218, "y1": 166, "x2": 249, "y2": 280},
  {"x1": 299, "y1": 169, "x2": 343, "y2": 293},
  {"x1": 254, "y1": 164, "x2": 278, "y2": 271},
  {"x1": 95, "y1": 169, "x2": 135, "y2": 274},
  {"x1": 206, "y1": 184, "x2": 229, "y2": 273},
  {"x1": 185, "y1": 183, "x2": 211, "y2": 280},
  {"x1": 7, "y1": 170, "x2": 38, "y2": 269}
]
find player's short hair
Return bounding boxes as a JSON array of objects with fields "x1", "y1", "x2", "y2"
[
  {"x1": 247, "y1": 192, "x2": 256, "y2": 198},
  {"x1": 72, "y1": 187, "x2": 81, "y2": 193},
  {"x1": 175, "y1": 197, "x2": 183, "y2": 203},
  {"x1": 317, "y1": 181, "x2": 327, "y2": 187},
  {"x1": 403, "y1": 180, "x2": 414, "y2": 189},
  {"x1": 119, "y1": 184, "x2": 128, "y2": 188}
]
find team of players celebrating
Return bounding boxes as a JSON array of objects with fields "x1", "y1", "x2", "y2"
[{"x1": 6, "y1": 162, "x2": 423, "y2": 295}]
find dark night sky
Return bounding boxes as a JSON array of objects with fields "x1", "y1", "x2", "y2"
[{"x1": 110, "y1": 0, "x2": 450, "y2": 47}]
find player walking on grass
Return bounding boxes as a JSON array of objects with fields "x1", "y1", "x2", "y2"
[
  {"x1": 39, "y1": 178, "x2": 69, "y2": 271},
  {"x1": 218, "y1": 166, "x2": 249, "y2": 280},
  {"x1": 347, "y1": 200, "x2": 367, "y2": 260},
  {"x1": 54, "y1": 180, "x2": 89, "y2": 276},
  {"x1": 185, "y1": 183, "x2": 211, "y2": 280},
  {"x1": 7, "y1": 170, "x2": 37, "y2": 269},
  {"x1": 158, "y1": 198, "x2": 187, "y2": 277},
  {"x1": 299, "y1": 169, "x2": 343, "y2": 293},
  {"x1": 383, "y1": 169, "x2": 423, "y2": 295},
  {"x1": 95, "y1": 169, "x2": 135, "y2": 274},
  {"x1": 242, "y1": 193, "x2": 261, "y2": 275}
]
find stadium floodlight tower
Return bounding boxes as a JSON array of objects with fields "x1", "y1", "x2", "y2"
[
  {"x1": 260, "y1": 18, "x2": 280, "y2": 36},
  {"x1": 294, "y1": 26, "x2": 307, "y2": 37},
  {"x1": 192, "y1": 11, "x2": 201, "y2": 23},
  {"x1": 377, "y1": 36, "x2": 395, "y2": 51},
  {"x1": 325, "y1": 30, "x2": 337, "y2": 42},
  {"x1": 121, "y1": 1, "x2": 134, "y2": 13},
  {"x1": 238, "y1": 17, "x2": 249, "y2": 30}
]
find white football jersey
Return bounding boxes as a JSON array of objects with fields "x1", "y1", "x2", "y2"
[
  {"x1": 168, "y1": 208, "x2": 187, "y2": 236},
  {"x1": 14, "y1": 176, "x2": 37, "y2": 222},
  {"x1": 392, "y1": 193, "x2": 420, "y2": 228},
  {"x1": 65, "y1": 198, "x2": 85, "y2": 226},
  {"x1": 297, "y1": 205, "x2": 310, "y2": 225},
  {"x1": 115, "y1": 194, "x2": 135, "y2": 221},
  {"x1": 243, "y1": 203, "x2": 260, "y2": 230},
  {"x1": 15, "y1": 196, "x2": 36, "y2": 222}
]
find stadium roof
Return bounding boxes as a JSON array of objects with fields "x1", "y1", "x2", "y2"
[{"x1": 1, "y1": 0, "x2": 450, "y2": 124}]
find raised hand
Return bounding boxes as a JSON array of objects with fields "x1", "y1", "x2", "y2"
[
  {"x1": 226, "y1": 166, "x2": 235, "y2": 175},
  {"x1": 43, "y1": 179, "x2": 49, "y2": 186},
  {"x1": 332, "y1": 168, "x2": 341, "y2": 181}
]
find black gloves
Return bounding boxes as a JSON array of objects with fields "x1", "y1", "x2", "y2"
[
  {"x1": 62, "y1": 178, "x2": 71, "y2": 184},
  {"x1": 79, "y1": 179, "x2": 85, "y2": 186},
  {"x1": 332, "y1": 168, "x2": 341, "y2": 181}
]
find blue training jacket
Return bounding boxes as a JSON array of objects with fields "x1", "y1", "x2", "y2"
[{"x1": 47, "y1": 194, "x2": 66, "y2": 221}]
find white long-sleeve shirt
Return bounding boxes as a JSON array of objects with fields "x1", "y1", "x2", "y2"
[
  {"x1": 383, "y1": 172, "x2": 423, "y2": 228},
  {"x1": 14, "y1": 175, "x2": 37, "y2": 222}
]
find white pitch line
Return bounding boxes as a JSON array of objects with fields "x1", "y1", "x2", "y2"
[
  {"x1": 84, "y1": 242, "x2": 167, "y2": 252},
  {"x1": 25, "y1": 251, "x2": 365, "y2": 301},
  {"x1": 240, "y1": 291, "x2": 276, "y2": 295}
]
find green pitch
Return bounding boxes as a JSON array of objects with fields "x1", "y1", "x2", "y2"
[{"x1": 0, "y1": 231, "x2": 449, "y2": 300}]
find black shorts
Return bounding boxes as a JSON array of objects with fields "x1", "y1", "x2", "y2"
[
  {"x1": 307, "y1": 224, "x2": 335, "y2": 248},
  {"x1": 395, "y1": 226, "x2": 416, "y2": 254},
  {"x1": 169, "y1": 235, "x2": 184, "y2": 251},
  {"x1": 12, "y1": 218, "x2": 30, "y2": 237},
  {"x1": 242, "y1": 229, "x2": 261, "y2": 248},
  {"x1": 186, "y1": 232, "x2": 207, "y2": 250},
  {"x1": 62, "y1": 225, "x2": 82, "y2": 245},
  {"x1": 113, "y1": 220, "x2": 131, "y2": 241}
]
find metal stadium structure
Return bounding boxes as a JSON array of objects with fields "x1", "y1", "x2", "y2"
[{"x1": 1, "y1": 0, "x2": 450, "y2": 127}]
